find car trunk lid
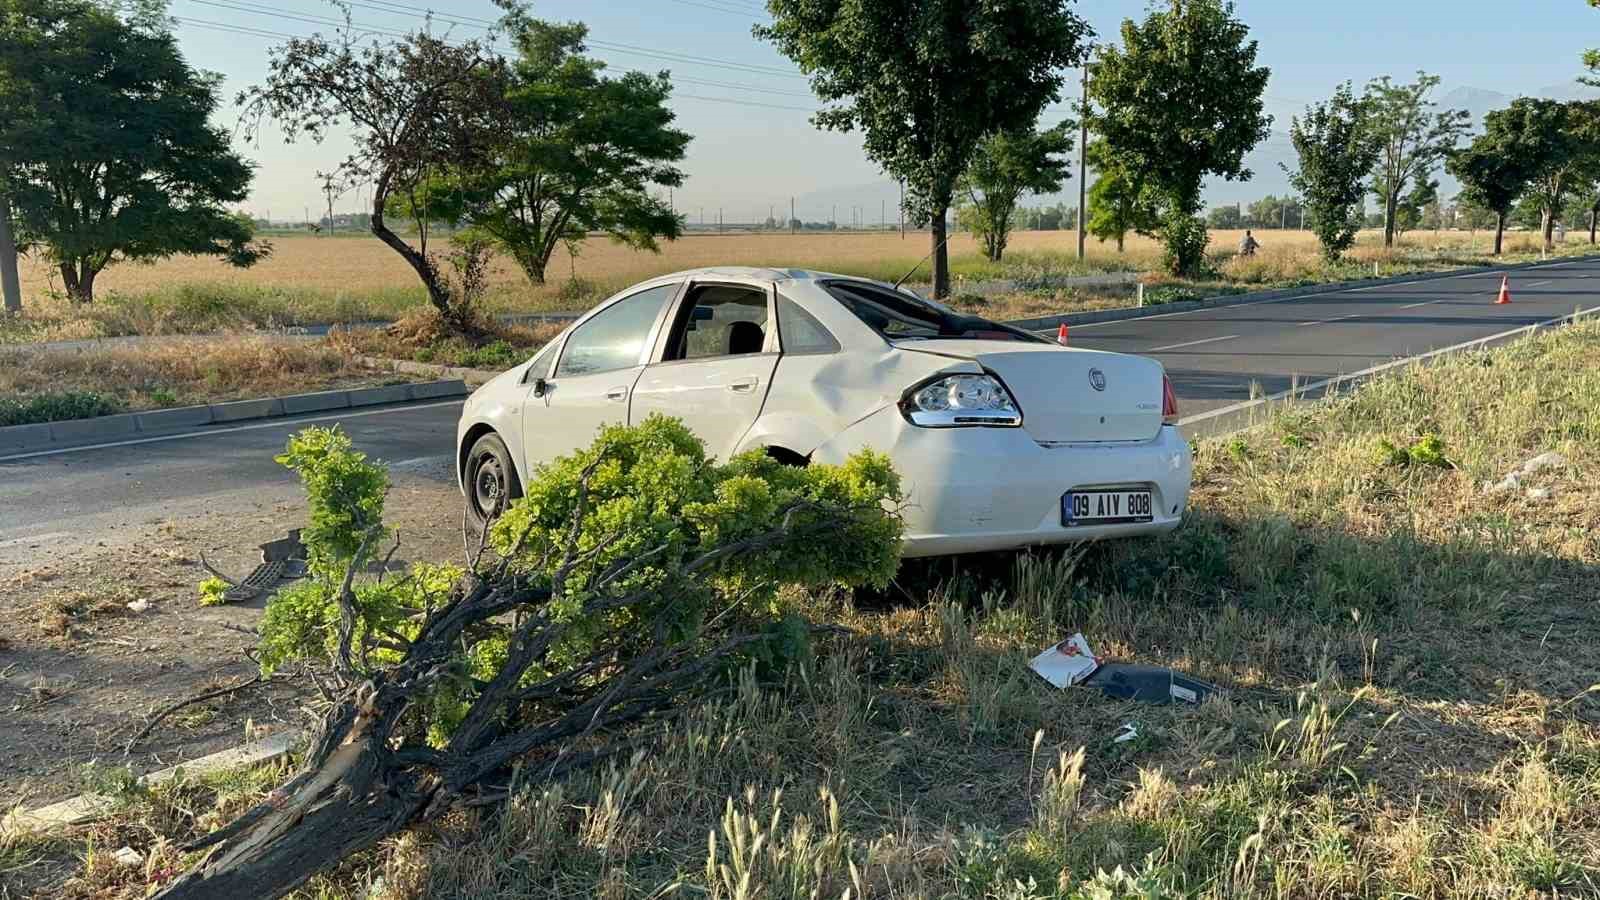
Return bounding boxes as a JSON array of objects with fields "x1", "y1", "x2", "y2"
[{"x1": 894, "y1": 339, "x2": 1166, "y2": 443}]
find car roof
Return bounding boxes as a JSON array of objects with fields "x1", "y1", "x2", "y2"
[{"x1": 651, "y1": 266, "x2": 866, "y2": 284}]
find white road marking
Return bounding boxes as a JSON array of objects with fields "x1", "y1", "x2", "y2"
[
  {"x1": 0, "y1": 400, "x2": 464, "y2": 463},
  {"x1": 1178, "y1": 304, "x2": 1600, "y2": 427},
  {"x1": 1526, "y1": 279, "x2": 1554, "y2": 287},
  {"x1": 1349, "y1": 278, "x2": 1424, "y2": 291},
  {"x1": 1146, "y1": 334, "x2": 1240, "y2": 352},
  {"x1": 1298, "y1": 313, "x2": 1361, "y2": 327},
  {"x1": 1398, "y1": 299, "x2": 1443, "y2": 310}
]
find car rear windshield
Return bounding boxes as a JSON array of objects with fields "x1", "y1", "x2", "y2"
[{"x1": 821, "y1": 280, "x2": 1043, "y2": 343}]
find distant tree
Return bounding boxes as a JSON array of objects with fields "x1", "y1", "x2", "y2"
[
  {"x1": 1089, "y1": 0, "x2": 1272, "y2": 275},
  {"x1": 1246, "y1": 195, "x2": 1283, "y2": 229},
  {"x1": 1363, "y1": 72, "x2": 1469, "y2": 248},
  {"x1": 241, "y1": 13, "x2": 508, "y2": 330},
  {"x1": 1285, "y1": 83, "x2": 1382, "y2": 261},
  {"x1": 1392, "y1": 176, "x2": 1438, "y2": 240},
  {"x1": 1037, "y1": 205, "x2": 1065, "y2": 231},
  {"x1": 406, "y1": 17, "x2": 689, "y2": 286},
  {"x1": 0, "y1": 0, "x2": 267, "y2": 303},
  {"x1": 757, "y1": 0, "x2": 1091, "y2": 298},
  {"x1": 1447, "y1": 104, "x2": 1543, "y2": 255},
  {"x1": 1207, "y1": 205, "x2": 1243, "y2": 229},
  {"x1": 1452, "y1": 194, "x2": 1498, "y2": 232},
  {"x1": 956, "y1": 123, "x2": 1073, "y2": 261},
  {"x1": 1084, "y1": 139, "x2": 1158, "y2": 252}
]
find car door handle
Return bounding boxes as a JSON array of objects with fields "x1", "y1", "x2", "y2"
[
  {"x1": 606, "y1": 386, "x2": 629, "y2": 402},
  {"x1": 729, "y1": 377, "x2": 759, "y2": 394}
]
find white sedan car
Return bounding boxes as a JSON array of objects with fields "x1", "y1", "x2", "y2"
[{"x1": 456, "y1": 267, "x2": 1192, "y2": 557}]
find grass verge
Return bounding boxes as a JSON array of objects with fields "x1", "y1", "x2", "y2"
[
  {"x1": 0, "y1": 337, "x2": 413, "y2": 425},
  {"x1": 18, "y1": 322, "x2": 1600, "y2": 899},
  {"x1": 325, "y1": 310, "x2": 565, "y2": 370},
  {"x1": 3, "y1": 230, "x2": 1594, "y2": 345}
]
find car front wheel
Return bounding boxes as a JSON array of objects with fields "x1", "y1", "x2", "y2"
[{"x1": 464, "y1": 432, "x2": 521, "y2": 540}]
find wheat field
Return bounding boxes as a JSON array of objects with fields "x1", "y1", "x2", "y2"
[{"x1": 13, "y1": 228, "x2": 1354, "y2": 301}]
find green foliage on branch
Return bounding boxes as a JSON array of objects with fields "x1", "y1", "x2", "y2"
[
  {"x1": 253, "y1": 417, "x2": 903, "y2": 749},
  {"x1": 275, "y1": 427, "x2": 389, "y2": 576}
]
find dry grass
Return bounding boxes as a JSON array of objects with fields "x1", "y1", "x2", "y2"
[
  {"x1": 326, "y1": 309, "x2": 566, "y2": 369},
  {"x1": 20, "y1": 321, "x2": 1600, "y2": 899},
  {"x1": 6, "y1": 228, "x2": 1589, "y2": 346},
  {"x1": 0, "y1": 336, "x2": 411, "y2": 417}
]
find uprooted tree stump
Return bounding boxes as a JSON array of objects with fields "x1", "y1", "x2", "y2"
[{"x1": 154, "y1": 418, "x2": 902, "y2": 899}]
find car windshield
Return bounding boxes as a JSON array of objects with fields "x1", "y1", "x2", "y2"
[{"x1": 822, "y1": 281, "x2": 1044, "y2": 343}]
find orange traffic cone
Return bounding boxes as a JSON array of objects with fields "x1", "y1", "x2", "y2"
[
  {"x1": 1495, "y1": 275, "x2": 1512, "y2": 305},
  {"x1": 1057, "y1": 323, "x2": 1070, "y2": 345}
]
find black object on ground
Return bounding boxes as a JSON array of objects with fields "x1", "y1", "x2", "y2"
[{"x1": 1082, "y1": 663, "x2": 1218, "y2": 705}]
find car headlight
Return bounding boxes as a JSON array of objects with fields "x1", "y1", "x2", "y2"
[{"x1": 900, "y1": 373, "x2": 1021, "y2": 427}]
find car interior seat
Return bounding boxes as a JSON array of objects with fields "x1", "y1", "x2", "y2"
[{"x1": 727, "y1": 319, "x2": 765, "y2": 355}]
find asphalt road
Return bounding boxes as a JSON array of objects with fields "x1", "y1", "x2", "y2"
[
  {"x1": 1058, "y1": 257, "x2": 1600, "y2": 433},
  {"x1": 3, "y1": 258, "x2": 1598, "y2": 547}
]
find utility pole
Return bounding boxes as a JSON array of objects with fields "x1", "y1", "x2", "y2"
[
  {"x1": 899, "y1": 180, "x2": 905, "y2": 239},
  {"x1": 832, "y1": 204, "x2": 836, "y2": 230},
  {"x1": 881, "y1": 199, "x2": 885, "y2": 230},
  {"x1": 1076, "y1": 63, "x2": 1089, "y2": 261},
  {"x1": 0, "y1": 193, "x2": 20, "y2": 313},
  {"x1": 790, "y1": 197, "x2": 796, "y2": 234}
]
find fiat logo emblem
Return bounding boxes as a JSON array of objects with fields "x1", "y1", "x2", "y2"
[{"x1": 1088, "y1": 368, "x2": 1106, "y2": 392}]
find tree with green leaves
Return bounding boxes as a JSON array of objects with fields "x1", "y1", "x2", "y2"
[
  {"x1": 0, "y1": 0, "x2": 266, "y2": 303},
  {"x1": 1527, "y1": 100, "x2": 1600, "y2": 248},
  {"x1": 756, "y1": 0, "x2": 1091, "y2": 298},
  {"x1": 241, "y1": 13, "x2": 508, "y2": 329},
  {"x1": 1446, "y1": 104, "x2": 1542, "y2": 255},
  {"x1": 1084, "y1": 139, "x2": 1158, "y2": 252},
  {"x1": 1392, "y1": 176, "x2": 1438, "y2": 240},
  {"x1": 1206, "y1": 205, "x2": 1242, "y2": 230},
  {"x1": 956, "y1": 123, "x2": 1073, "y2": 262},
  {"x1": 154, "y1": 418, "x2": 903, "y2": 899},
  {"x1": 412, "y1": 16, "x2": 689, "y2": 286},
  {"x1": 1089, "y1": 0, "x2": 1272, "y2": 275},
  {"x1": 1362, "y1": 72, "x2": 1468, "y2": 248},
  {"x1": 1285, "y1": 83, "x2": 1381, "y2": 262}
]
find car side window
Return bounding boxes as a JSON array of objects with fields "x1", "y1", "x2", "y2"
[
  {"x1": 522, "y1": 340, "x2": 558, "y2": 382},
  {"x1": 665, "y1": 284, "x2": 770, "y2": 362},
  {"x1": 555, "y1": 284, "x2": 675, "y2": 377},
  {"x1": 776, "y1": 295, "x2": 840, "y2": 354}
]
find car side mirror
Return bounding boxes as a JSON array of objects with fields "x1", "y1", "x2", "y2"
[{"x1": 531, "y1": 377, "x2": 547, "y2": 398}]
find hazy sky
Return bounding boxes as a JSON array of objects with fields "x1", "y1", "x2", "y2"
[{"x1": 167, "y1": 0, "x2": 1600, "y2": 223}]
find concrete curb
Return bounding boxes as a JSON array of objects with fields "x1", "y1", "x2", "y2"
[
  {"x1": 0, "y1": 379, "x2": 469, "y2": 454},
  {"x1": 1003, "y1": 254, "x2": 1600, "y2": 332},
  {"x1": 1, "y1": 731, "x2": 302, "y2": 835}
]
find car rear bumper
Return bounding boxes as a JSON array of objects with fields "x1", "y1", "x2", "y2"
[{"x1": 811, "y1": 409, "x2": 1193, "y2": 558}]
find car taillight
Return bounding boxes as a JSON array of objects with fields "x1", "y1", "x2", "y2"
[{"x1": 1162, "y1": 374, "x2": 1179, "y2": 425}]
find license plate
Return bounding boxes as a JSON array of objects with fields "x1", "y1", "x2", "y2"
[{"x1": 1062, "y1": 489, "x2": 1154, "y2": 526}]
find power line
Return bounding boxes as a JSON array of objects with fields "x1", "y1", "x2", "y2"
[
  {"x1": 178, "y1": 0, "x2": 807, "y2": 80},
  {"x1": 171, "y1": 14, "x2": 817, "y2": 113},
  {"x1": 663, "y1": 0, "x2": 768, "y2": 19}
]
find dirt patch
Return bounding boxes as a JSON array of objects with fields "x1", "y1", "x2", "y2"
[{"x1": 0, "y1": 469, "x2": 464, "y2": 808}]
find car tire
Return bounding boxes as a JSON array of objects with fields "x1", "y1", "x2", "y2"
[{"x1": 463, "y1": 432, "x2": 522, "y2": 541}]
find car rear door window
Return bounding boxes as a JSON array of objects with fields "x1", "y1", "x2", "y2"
[
  {"x1": 555, "y1": 284, "x2": 676, "y2": 377},
  {"x1": 776, "y1": 295, "x2": 840, "y2": 354},
  {"x1": 666, "y1": 285, "x2": 770, "y2": 361}
]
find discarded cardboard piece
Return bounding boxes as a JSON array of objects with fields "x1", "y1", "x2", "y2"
[{"x1": 1028, "y1": 633, "x2": 1220, "y2": 705}]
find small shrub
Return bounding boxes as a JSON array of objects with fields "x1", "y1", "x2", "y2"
[
  {"x1": 1375, "y1": 433, "x2": 1454, "y2": 469},
  {"x1": 0, "y1": 390, "x2": 122, "y2": 426},
  {"x1": 198, "y1": 576, "x2": 230, "y2": 607}
]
